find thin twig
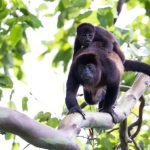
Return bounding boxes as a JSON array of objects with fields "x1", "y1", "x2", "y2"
[{"x1": 128, "y1": 96, "x2": 145, "y2": 139}]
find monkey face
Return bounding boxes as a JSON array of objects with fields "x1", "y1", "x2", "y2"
[
  {"x1": 74, "y1": 53, "x2": 101, "y2": 87},
  {"x1": 78, "y1": 32, "x2": 95, "y2": 47}
]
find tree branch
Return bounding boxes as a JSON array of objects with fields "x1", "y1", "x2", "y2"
[{"x1": 0, "y1": 74, "x2": 149, "y2": 150}]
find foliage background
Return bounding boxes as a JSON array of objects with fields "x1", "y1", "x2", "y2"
[{"x1": 0, "y1": 0, "x2": 150, "y2": 149}]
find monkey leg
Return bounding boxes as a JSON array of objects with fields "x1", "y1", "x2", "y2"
[
  {"x1": 99, "y1": 82, "x2": 119, "y2": 123},
  {"x1": 99, "y1": 59, "x2": 120, "y2": 123}
]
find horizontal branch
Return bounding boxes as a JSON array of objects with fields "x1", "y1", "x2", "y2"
[
  {"x1": 0, "y1": 107, "x2": 79, "y2": 150},
  {"x1": 0, "y1": 74, "x2": 149, "y2": 150}
]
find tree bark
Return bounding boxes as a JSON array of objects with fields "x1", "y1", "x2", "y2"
[{"x1": 0, "y1": 74, "x2": 149, "y2": 150}]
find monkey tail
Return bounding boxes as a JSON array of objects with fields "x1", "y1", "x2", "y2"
[{"x1": 124, "y1": 60, "x2": 150, "y2": 76}]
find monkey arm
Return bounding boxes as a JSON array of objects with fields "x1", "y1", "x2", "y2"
[
  {"x1": 73, "y1": 37, "x2": 82, "y2": 56},
  {"x1": 100, "y1": 81, "x2": 120, "y2": 123},
  {"x1": 65, "y1": 70, "x2": 85, "y2": 119}
]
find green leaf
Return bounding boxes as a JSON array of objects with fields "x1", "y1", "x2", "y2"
[
  {"x1": 47, "y1": 117, "x2": 59, "y2": 128},
  {"x1": 12, "y1": 143, "x2": 20, "y2": 150},
  {"x1": 8, "y1": 24, "x2": 24, "y2": 47},
  {"x1": 53, "y1": 47, "x2": 72, "y2": 72},
  {"x1": 19, "y1": 8, "x2": 29, "y2": 15},
  {"x1": 0, "y1": 0, "x2": 7, "y2": 11},
  {"x1": 76, "y1": 11, "x2": 92, "y2": 21},
  {"x1": 5, "y1": 132, "x2": 14, "y2": 140},
  {"x1": 71, "y1": 0, "x2": 86, "y2": 7},
  {"x1": 145, "y1": 1, "x2": 150, "y2": 16},
  {"x1": 40, "y1": 112, "x2": 51, "y2": 122},
  {"x1": 0, "y1": 9, "x2": 9, "y2": 20},
  {"x1": 11, "y1": 0, "x2": 26, "y2": 9},
  {"x1": 34, "y1": 111, "x2": 51, "y2": 122},
  {"x1": 62, "y1": 0, "x2": 86, "y2": 7},
  {"x1": 0, "y1": 74, "x2": 13, "y2": 88},
  {"x1": 22, "y1": 97, "x2": 28, "y2": 111},
  {"x1": 57, "y1": 11, "x2": 67, "y2": 28},
  {"x1": 14, "y1": 66, "x2": 24, "y2": 80},
  {"x1": 34, "y1": 111, "x2": 44, "y2": 120},
  {"x1": 67, "y1": 7, "x2": 80, "y2": 19},
  {"x1": 21, "y1": 14, "x2": 43, "y2": 28},
  {"x1": 5, "y1": 18, "x2": 18, "y2": 26},
  {"x1": 97, "y1": 7, "x2": 114, "y2": 27}
]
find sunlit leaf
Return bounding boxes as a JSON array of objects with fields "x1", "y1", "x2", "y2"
[
  {"x1": 79, "y1": 11, "x2": 99, "y2": 24},
  {"x1": 12, "y1": 143, "x2": 20, "y2": 150},
  {"x1": 37, "y1": 3, "x2": 48, "y2": 11},
  {"x1": 8, "y1": 101, "x2": 16, "y2": 109},
  {"x1": 8, "y1": 24, "x2": 23, "y2": 47},
  {"x1": 14, "y1": 66, "x2": 24, "y2": 80},
  {"x1": 11, "y1": 0, "x2": 26, "y2": 9}
]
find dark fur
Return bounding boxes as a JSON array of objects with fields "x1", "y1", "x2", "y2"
[
  {"x1": 124, "y1": 60, "x2": 150, "y2": 76},
  {"x1": 74, "y1": 23, "x2": 125, "y2": 63},
  {"x1": 66, "y1": 42, "x2": 124, "y2": 123}
]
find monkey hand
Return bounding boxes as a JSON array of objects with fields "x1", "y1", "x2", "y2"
[
  {"x1": 68, "y1": 105, "x2": 86, "y2": 120},
  {"x1": 99, "y1": 107, "x2": 118, "y2": 123}
]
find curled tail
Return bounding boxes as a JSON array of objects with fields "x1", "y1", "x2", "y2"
[{"x1": 124, "y1": 60, "x2": 150, "y2": 76}]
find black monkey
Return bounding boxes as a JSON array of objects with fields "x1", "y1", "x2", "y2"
[
  {"x1": 74, "y1": 23, "x2": 125, "y2": 63},
  {"x1": 65, "y1": 42, "x2": 124, "y2": 123}
]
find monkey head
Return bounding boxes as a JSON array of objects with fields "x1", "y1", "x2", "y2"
[
  {"x1": 77, "y1": 23, "x2": 95, "y2": 47},
  {"x1": 72, "y1": 51, "x2": 101, "y2": 87}
]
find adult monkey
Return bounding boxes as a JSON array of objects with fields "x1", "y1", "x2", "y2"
[
  {"x1": 65, "y1": 41, "x2": 150, "y2": 123},
  {"x1": 66, "y1": 42, "x2": 124, "y2": 123},
  {"x1": 73, "y1": 23, "x2": 125, "y2": 63}
]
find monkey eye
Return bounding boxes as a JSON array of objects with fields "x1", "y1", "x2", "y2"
[{"x1": 87, "y1": 33, "x2": 93, "y2": 38}]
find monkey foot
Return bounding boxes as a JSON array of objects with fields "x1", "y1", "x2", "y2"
[
  {"x1": 99, "y1": 107, "x2": 118, "y2": 123},
  {"x1": 68, "y1": 106, "x2": 86, "y2": 120}
]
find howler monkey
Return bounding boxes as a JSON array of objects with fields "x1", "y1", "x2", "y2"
[
  {"x1": 74, "y1": 23, "x2": 125, "y2": 63},
  {"x1": 65, "y1": 42, "x2": 124, "y2": 123}
]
